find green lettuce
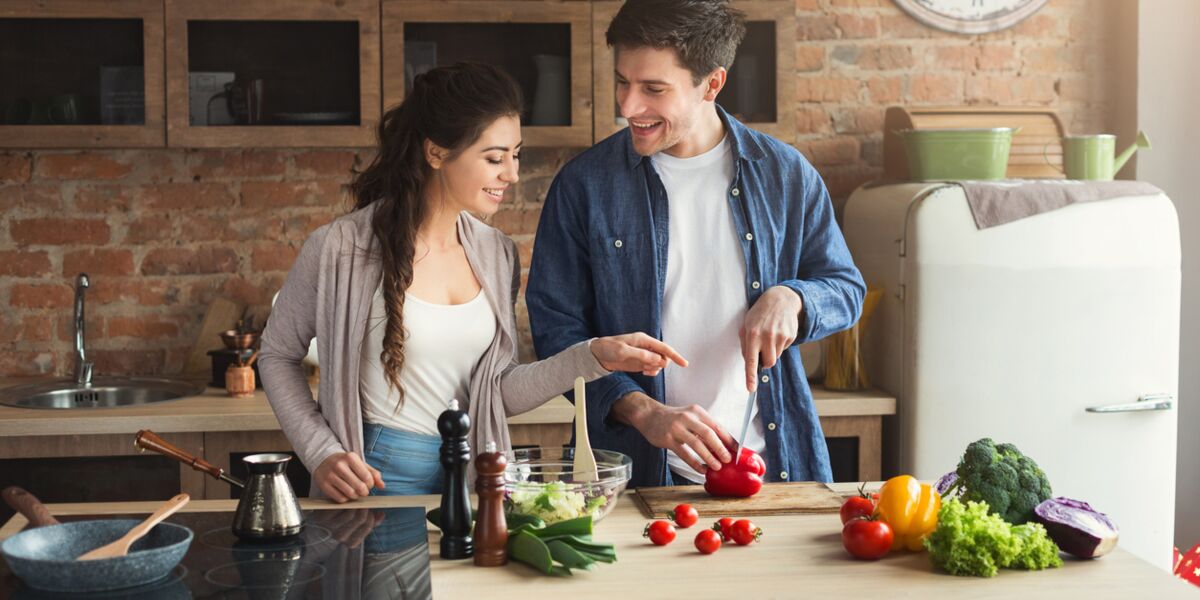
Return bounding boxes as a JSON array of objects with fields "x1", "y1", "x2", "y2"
[
  {"x1": 925, "y1": 498, "x2": 1063, "y2": 577},
  {"x1": 508, "y1": 481, "x2": 607, "y2": 524}
]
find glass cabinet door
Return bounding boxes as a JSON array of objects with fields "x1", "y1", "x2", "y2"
[
  {"x1": 592, "y1": 0, "x2": 795, "y2": 143},
  {"x1": 383, "y1": 1, "x2": 593, "y2": 147},
  {"x1": 0, "y1": 0, "x2": 165, "y2": 148},
  {"x1": 165, "y1": 0, "x2": 381, "y2": 148}
]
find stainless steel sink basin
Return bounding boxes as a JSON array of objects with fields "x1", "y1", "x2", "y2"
[{"x1": 0, "y1": 377, "x2": 206, "y2": 409}]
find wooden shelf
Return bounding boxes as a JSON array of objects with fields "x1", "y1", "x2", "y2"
[
  {"x1": 592, "y1": 0, "x2": 795, "y2": 143},
  {"x1": 0, "y1": 0, "x2": 165, "y2": 148},
  {"x1": 164, "y1": 0, "x2": 380, "y2": 147},
  {"x1": 382, "y1": 0, "x2": 593, "y2": 147}
]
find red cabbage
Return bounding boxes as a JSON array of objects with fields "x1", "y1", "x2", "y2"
[
  {"x1": 934, "y1": 470, "x2": 958, "y2": 496},
  {"x1": 1032, "y1": 497, "x2": 1119, "y2": 559}
]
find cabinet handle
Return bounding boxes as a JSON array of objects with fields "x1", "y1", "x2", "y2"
[{"x1": 1085, "y1": 393, "x2": 1174, "y2": 413}]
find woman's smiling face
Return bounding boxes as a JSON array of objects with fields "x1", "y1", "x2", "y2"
[{"x1": 429, "y1": 114, "x2": 522, "y2": 216}]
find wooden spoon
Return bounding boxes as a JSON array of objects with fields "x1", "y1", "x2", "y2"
[
  {"x1": 77, "y1": 493, "x2": 190, "y2": 561},
  {"x1": 571, "y1": 377, "x2": 599, "y2": 483},
  {"x1": 1, "y1": 486, "x2": 59, "y2": 528}
]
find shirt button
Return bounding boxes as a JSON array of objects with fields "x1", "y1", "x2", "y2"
[
  {"x1": 751, "y1": 281, "x2": 761, "y2": 289},
  {"x1": 745, "y1": 233, "x2": 753, "y2": 241},
  {"x1": 731, "y1": 188, "x2": 740, "y2": 196},
  {"x1": 761, "y1": 374, "x2": 769, "y2": 383},
  {"x1": 780, "y1": 471, "x2": 789, "y2": 480},
  {"x1": 767, "y1": 422, "x2": 776, "y2": 431},
  {"x1": 614, "y1": 239, "x2": 623, "y2": 248}
]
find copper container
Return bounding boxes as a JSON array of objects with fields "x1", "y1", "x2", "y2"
[
  {"x1": 225, "y1": 365, "x2": 256, "y2": 397},
  {"x1": 219, "y1": 329, "x2": 260, "y2": 350}
]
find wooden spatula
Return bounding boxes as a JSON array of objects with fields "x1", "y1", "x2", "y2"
[
  {"x1": 571, "y1": 377, "x2": 599, "y2": 482},
  {"x1": 77, "y1": 493, "x2": 190, "y2": 561}
]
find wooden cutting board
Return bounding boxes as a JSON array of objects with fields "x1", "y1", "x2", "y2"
[{"x1": 633, "y1": 482, "x2": 844, "y2": 518}]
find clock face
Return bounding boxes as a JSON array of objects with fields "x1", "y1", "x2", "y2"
[{"x1": 895, "y1": 0, "x2": 1048, "y2": 34}]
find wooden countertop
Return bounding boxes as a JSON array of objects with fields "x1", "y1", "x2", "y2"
[
  {"x1": 0, "y1": 489, "x2": 1190, "y2": 598},
  {"x1": 0, "y1": 380, "x2": 896, "y2": 438}
]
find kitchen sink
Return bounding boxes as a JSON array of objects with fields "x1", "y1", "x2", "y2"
[{"x1": 0, "y1": 377, "x2": 206, "y2": 409}]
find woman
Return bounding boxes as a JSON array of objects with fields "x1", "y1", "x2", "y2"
[{"x1": 259, "y1": 63, "x2": 685, "y2": 502}]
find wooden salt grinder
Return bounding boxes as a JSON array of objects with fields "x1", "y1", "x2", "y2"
[{"x1": 473, "y1": 441, "x2": 508, "y2": 566}]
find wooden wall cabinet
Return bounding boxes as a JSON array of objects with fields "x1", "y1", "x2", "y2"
[
  {"x1": 593, "y1": 0, "x2": 795, "y2": 143},
  {"x1": 2, "y1": 1, "x2": 796, "y2": 149},
  {"x1": 382, "y1": 0, "x2": 593, "y2": 147},
  {"x1": 0, "y1": 0, "x2": 165, "y2": 148},
  {"x1": 164, "y1": 0, "x2": 380, "y2": 147}
]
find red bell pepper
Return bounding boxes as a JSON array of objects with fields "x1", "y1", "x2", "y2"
[{"x1": 704, "y1": 447, "x2": 766, "y2": 497}]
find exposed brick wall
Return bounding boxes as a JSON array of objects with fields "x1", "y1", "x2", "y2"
[
  {"x1": 0, "y1": 0, "x2": 1122, "y2": 377},
  {"x1": 794, "y1": 0, "x2": 1125, "y2": 197}
]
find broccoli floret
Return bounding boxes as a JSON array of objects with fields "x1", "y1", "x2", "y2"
[{"x1": 948, "y1": 438, "x2": 1052, "y2": 525}]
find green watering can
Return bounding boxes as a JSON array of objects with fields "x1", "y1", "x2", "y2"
[{"x1": 1049, "y1": 131, "x2": 1152, "y2": 180}]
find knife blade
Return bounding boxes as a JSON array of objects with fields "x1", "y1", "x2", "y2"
[{"x1": 733, "y1": 369, "x2": 762, "y2": 464}]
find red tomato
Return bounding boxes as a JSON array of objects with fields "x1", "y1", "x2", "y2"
[
  {"x1": 730, "y1": 519, "x2": 762, "y2": 545},
  {"x1": 714, "y1": 517, "x2": 735, "y2": 540},
  {"x1": 694, "y1": 528, "x2": 722, "y2": 554},
  {"x1": 841, "y1": 518, "x2": 893, "y2": 560},
  {"x1": 840, "y1": 496, "x2": 875, "y2": 525},
  {"x1": 672, "y1": 503, "x2": 699, "y2": 528},
  {"x1": 643, "y1": 520, "x2": 676, "y2": 546}
]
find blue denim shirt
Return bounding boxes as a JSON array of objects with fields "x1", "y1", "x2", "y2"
[{"x1": 526, "y1": 106, "x2": 865, "y2": 487}]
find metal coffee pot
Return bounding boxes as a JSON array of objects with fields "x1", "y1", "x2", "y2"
[{"x1": 135, "y1": 430, "x2": 304, "y2": 539}]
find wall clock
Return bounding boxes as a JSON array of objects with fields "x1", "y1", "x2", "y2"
[{"x1": 893, "y1": 0, "x2": 1049, "y2": 34}]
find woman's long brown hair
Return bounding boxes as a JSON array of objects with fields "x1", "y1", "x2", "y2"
[{"x1": 349, "y1": 63, "x2": 523, "y2": 409}]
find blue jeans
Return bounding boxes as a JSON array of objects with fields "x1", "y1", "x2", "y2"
[{"x1": 363, "y1": 422, "x2": 444, "y2": 496}]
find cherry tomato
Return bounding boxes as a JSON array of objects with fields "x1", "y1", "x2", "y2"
[
  {"x1": 672, "y1": 503, "x2": 699, "y2": 528},
  {"x1": 841, "y1": 517, "x2": 893, "y2": 560},
  {"x1": 713, "y1": 517, "x2": 735, "y2": 540},
  {"x1": 840, "y1": 496, "x2": 875, "y2": 525},
  {"x1": 694, "y1": 528, "x2": 722, "y2": 554},
  {"x1": 643, "y1": 520, "x2": 676, "y2": 546},
  {"x1": 730, "y1": 519, "x2": 762, "y2": 545}
]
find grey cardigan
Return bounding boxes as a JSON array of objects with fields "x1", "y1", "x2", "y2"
[{"x1": 259, "y1": 205, "x2": 608, "y2": 497}]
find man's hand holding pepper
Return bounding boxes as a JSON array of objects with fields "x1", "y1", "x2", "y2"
[{"x1": 611, "y1": 391, "x2": 735, "y2": 474}]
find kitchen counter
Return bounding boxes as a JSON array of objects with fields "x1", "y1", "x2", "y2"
[
  {"x1": 0, "y1": 381, "x2": 898, "y2": 499},
  {"x1": 0, "y1": 489, "x2": 1192, "y2": 598},
  {"x1": 0, "y1": 385, "x2": 578, "y2": 437},
  {"x1": 0, "y1": 383, "x2": 895, "y2": 438}
]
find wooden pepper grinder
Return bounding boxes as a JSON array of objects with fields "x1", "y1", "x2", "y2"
[
  {"x1": 437, "y1": 399, "x2": 473, "y2": 559},
  {"x1": 473, "y1": 440, "x2": 508, "y2": 566}
]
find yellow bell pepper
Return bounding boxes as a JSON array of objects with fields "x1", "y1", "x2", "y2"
[{"x1": 875, "y1": 475, "x2": 941, "y2": 551}]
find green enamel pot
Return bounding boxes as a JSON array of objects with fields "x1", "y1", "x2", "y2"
[{"x1": 899, "y1": 127, "x2": 1018, "y2": 181}]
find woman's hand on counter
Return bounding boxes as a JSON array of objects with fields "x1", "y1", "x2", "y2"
[
  {"x1": 590, "y1": 333, "x2": 688, "y2": 376},
  {"x1": 314, "y1": 451, "x2": 385, "y2": 503}
]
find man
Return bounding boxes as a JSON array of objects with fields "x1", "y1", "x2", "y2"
[{"x1": 526, "y1": 0, "x2": 865, "y2": 487}]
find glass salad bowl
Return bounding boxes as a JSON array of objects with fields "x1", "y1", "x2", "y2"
[{"x1": 504, "y1": 447, "x2": 632, "y2": 524}]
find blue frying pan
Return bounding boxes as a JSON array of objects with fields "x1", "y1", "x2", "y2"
[{"x1": 1, "y1": 487, "x2": 192, "y2": 593}]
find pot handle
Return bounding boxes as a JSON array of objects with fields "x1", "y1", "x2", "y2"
[
  {"x1": 1, "y1": 486, "x2": 60, "y2": 528},
  {"x1": 1044, "y1": 141, "x2": 1065, "y2": 174},
  {"x1": 135, "y1": 429, "x2": 244, "y2": 487}
]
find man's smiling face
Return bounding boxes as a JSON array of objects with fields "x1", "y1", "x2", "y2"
[{"x1": 615, "y1": 46, "x2": 714, "y2": 157}]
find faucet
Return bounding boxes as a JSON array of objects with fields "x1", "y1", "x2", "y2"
[{"x1": 73, "y1": 273, "x2": 92, "y2": 385}]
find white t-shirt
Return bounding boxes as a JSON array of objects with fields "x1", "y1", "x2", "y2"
[
  {"x1": 652, "y1": 136, "x2": 765, "y2": 483},
  {"x1": 359, "y1": 282, "x2": 496, "y2": 435}
]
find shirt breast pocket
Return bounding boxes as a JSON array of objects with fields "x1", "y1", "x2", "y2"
[{"x1": 591, "y1": 234, "x2": 649, "y2": 288}]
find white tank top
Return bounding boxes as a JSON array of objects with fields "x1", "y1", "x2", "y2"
[{"x1": 359, "y1": 282, "x2": 497, "y2": 435}]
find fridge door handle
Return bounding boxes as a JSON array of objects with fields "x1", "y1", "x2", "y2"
[{"x1": 1085, "y1": 393, "x2": 1174, "y2": 413}]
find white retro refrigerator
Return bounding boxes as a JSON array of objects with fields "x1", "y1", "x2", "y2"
[{"x1": 842, "y1": 183, "x2": 1180, "y2": 570}]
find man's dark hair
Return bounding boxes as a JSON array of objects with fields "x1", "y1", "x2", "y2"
[{"x1": 605, "y1": 0, "x2": 747, "y2": 86}]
